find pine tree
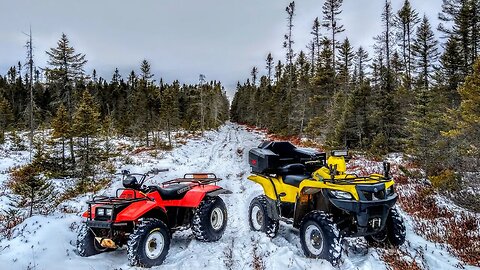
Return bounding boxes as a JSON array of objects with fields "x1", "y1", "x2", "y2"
[
  {"x1": 46, "y1": 33, "x2": 87, "y2": 170},
  {"x1": 394, "y1": 0, "x2": 420, "y2": 90},
  {"x1": 8, "y1": 164, "x2": 55, "y2": 217},
  {"x1": 336, "y1": 38, "x2": 355, "y2": 92},
  {"x1": 446, "y1": 58, "x2": 480, "y2": 171},
  {"x1": 72, "y1": 91, "x2": 100, "y2": 180},
  {"x1": 412, "y1": 15, "x2": 440, "y2": 90},
  {"x1": 0, "y1": 97, "x2": 13, "y2": 143},
  {"x1": 266, "y1": 53, "x2": 274, "y2": 84},
  {"x1": 51, "y1": 104, "x2": 70, "y2": 172},
  {"x1": 322, "y1": 0, "x2": 345, "y2": 76},
  {"x1": 251, "y1": 67, "x2": 258, "y2": 86}
]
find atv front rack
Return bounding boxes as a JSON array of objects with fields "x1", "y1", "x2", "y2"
[{"x1": 162, "y1": 173, "x2": 222, "y2": 186}]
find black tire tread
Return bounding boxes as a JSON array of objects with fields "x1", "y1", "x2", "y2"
[
  {"x1": 248, "y1": 195, "x2": 279, "y2": 238},
  {"x1": 299, "y1": 210, "x2": 342, "y2": 266},
  {"x1": 192, "y1": 196, "x2": 228, "y2": 242}
]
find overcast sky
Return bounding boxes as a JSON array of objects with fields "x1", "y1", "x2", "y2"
[{"x1": 1, "y1": 0, "x2": 443, "y2": 98}]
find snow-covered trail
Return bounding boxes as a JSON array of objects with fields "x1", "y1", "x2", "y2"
[{"x1": 0, "y1": 123, "x2": 478, "y2": 270}]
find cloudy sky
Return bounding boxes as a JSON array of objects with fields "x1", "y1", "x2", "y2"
[{"x1": 1, "y1": 0, "x2": 443, "y2": 97}]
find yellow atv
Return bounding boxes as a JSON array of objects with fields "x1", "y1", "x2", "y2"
[{"x1": 247, "y1": 141, "x2": 406, "y2": 265}]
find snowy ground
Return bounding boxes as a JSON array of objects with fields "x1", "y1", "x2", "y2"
[{"x1": 0, "y1": 123, "x2": 478, "y2": 270}]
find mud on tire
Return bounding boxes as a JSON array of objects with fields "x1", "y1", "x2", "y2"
[
  {"x1": 365, "y1": 207, "x2": 406, "y2": 247},
  {"x1": 76, "y1": 223, "x2": 109, "y2": 257},
  {"x1": 299, "y1": 211, "x2": 342, "y2": 266},
  {"x1": 248, "y1": 195, "x2": 279, "y2": 238},
  {"x1": 127, "y1": 219, "x2": 171, "y2": 268},
  {"x1": 192, "y1": 196, "x2": 228, "y2": 242}
]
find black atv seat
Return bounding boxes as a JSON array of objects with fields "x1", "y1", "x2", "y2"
[
  {"x1": 283, "y1": 175, "x2": 309, "y2": 187},
  {"x1": 277, "y1": 163, "x2": 306, "y2": 175},
  {"x1": 153, "y1": 184, "x2": 191, "y2": 200}
]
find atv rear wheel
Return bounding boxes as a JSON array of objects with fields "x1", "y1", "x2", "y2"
[
  {"x1": 248, "y1": 195, "x2": 279, "y2": 238},
  {"x1": 127, "y1": 219, "x2": 171, "y2": 268},
  {"x1": 300, "y1": 211, "x2": 342, "y2": 266},
  {"x1": 365, "y1": 207, "x2": 406, "y2": 247},
  {"x1": 76, "y1": 223, "x2": 109, "y2": 257},
  {"x1": 192, "y1": 196, "x2": 228, "y2": 242}
]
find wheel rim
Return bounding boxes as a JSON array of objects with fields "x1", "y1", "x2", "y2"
[
  {"x1": 210, "y1": 207, "x2": 225, "y2": 231},
  {"x1": 305, "y1": 224, "x2": 324, "y2": 256},
  {"x1": 251, "y1": 205, "x2": 263, "y2": 230},
  {"x1": 145, "y1": 231, "x2": 165, "y2": 260}
]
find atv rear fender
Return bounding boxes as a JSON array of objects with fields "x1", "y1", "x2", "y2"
[{"x1": 247, "y1": 174, "x2": 278, "y2": 201}]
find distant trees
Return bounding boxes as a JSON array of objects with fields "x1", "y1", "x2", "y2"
[{"x1": 231, "y1": 0, "x2": 480, "y2": 186}]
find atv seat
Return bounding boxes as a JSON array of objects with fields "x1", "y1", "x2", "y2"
[
  {"x1": 278, "y1": 164, "x2": 310, "y2": 187},
  {"x1": 154, "y1": 184, "x2": 191, "y2": 200},
  {"x1": 283, "y1": 175, "x2": 309, "y2": 187}
]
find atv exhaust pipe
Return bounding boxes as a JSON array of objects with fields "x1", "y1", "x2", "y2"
[{"x1": 95, "y1": 237, "x2": 117, "y2": 249}]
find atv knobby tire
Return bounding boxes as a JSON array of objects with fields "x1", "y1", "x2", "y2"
[
  {"x1": 248, "y1": 195, "x2": 279, "y2": 238},
  {"x1": 365, "y1": 207, "x2": 406, "y2": 247},
  {"x1": 127, "y1": 219, "x2": 171, "y2": 268},
  {"x1": 192, "y1": 196, "x2": 228, "y2": 242},
  {"x1": 76, "y1": 223, "x2": 109, "y2": 257},
  {"x1": 300, "y1": 211, "x2": 342, "y2": 266}
]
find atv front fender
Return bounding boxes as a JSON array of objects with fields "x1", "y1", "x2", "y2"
[
  {"x1": 247, "y1": 174, "x2": 277, "y2": 201},
  {"x1": 115, "y1": 201, "x2": 167, "y2": 222}
]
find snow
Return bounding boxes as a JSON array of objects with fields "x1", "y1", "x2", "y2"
[{"x1": 0, "y1": 123, "x2": 478, "y2": 270}]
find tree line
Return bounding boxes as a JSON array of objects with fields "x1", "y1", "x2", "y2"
[
  {"x1": 231, "y1": 0, "x2": 480, "y2": 190},
  {"x1": 0, "y1": 33, "x2": 229, "y2": 179}
]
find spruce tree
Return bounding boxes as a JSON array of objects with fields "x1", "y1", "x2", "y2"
[
  {"x1": 412, "y1": 15, "x2": 440, "y2": 90},
  {"x1": 394, "y1": 0, "x2": 420, "y2": 90},
  {"x1": 322, "y1": 0, "x2": 345, "y2": 76},
  {"x1": 51, "y1": 104, "x2": 70, "y2": 172},
  {"x1": 46, "y1": 33, "x2": 87, "y2": 170},
  {"x1": 8, "y1": 164, "x2": 55, "y2": 217},
  {"x1": 0, "y1": 97, "x2": 13, "y2": 143},
  {"x1": 72, "y1": 91, "x2": 100, "y2": 181}
]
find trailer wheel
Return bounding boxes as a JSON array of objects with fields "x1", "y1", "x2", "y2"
[
  {"x1": 192, "y1": 196, "x2": 228, "y2": 242},
  {"x1": 300, "y1": 211, "x2": 342, "y2": 266},
  {"x1": 248, "y1": 195, "x2": 279, "y2": 238},
  {"x1": 127, "y1": 219, "x2": 171, "y2": 267},
  {"x1": 76, "y1": 223, "x2": 109, "y2": 257}
]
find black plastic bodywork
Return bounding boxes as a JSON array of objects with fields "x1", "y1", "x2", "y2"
[
  {"x1": 263, "y1": 183, "x2": 398, "y2": 237},
  {"x1": 249, "y1": 141, "x2": 326, "y2": 174}
]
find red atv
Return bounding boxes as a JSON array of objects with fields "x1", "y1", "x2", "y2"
[{"x1": 77, "y1": 169, "x2": 231, "y2": 267}]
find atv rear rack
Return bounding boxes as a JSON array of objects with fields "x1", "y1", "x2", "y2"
[{"x1": 162, "y1": 173, "x2": 222, "y2": 186}]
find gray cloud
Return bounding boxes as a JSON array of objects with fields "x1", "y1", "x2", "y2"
[{"x1": 1, "y1": 0, "x2": 443, "y2": 98}]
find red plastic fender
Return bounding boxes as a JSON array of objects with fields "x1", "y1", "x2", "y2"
[
  {"x1": 160, "y1": 185, "x2": 222, "y2": 207},
  {"x1": 115, "y1": 200, "x2": 166, "y2": 222}
]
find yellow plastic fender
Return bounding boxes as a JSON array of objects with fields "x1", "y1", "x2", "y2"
[{"x1": 247, "y1": 174, "x2": 278, "y2": 201}]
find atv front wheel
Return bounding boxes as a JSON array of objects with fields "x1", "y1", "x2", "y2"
[
  {"x1": 127, "y1": 219, "x2": 171, "y2": 267},
  {"x1": 76, "y1": 223, "x2": 109, "y2": 257},
  {"x1": 248, "y1": 195, "x2": 279, "y2": 238},
  {"x1": 365, "y1": 207, "x2": 406, "y2": 247},
  {"x1": 300, "y1": 211, "x2": 342, "y2": 266},
  {"x1": 192, "y1": 196, "x2": 228, "y2": 242}
]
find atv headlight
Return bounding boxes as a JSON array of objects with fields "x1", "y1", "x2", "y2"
[
  {"x1": 96, "y1": 208, "x2": 105, "y2": 216},
  {"x1": 96, "y1": 207, "x2": 112, "y2": 217},
  {"x1": 330, "y1": 190, "x2": 353, "y2": 199}
]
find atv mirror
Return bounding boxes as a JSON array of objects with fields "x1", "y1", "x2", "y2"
[
  {"x1": 383, "y1": 161, "x2": 391, "y2": 179},
  {"x1": 331, "y1": 150, "x2": 348, "y2": 157}
]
